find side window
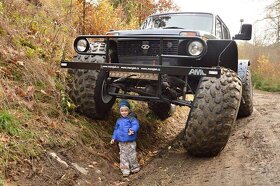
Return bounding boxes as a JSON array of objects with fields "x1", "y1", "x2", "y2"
[
  {"x1": 216, "y1": 19, "x2": 223, "y2": 39},
  {"x1": 223, "y1": 25, "x2": 230, "y2": 39}
]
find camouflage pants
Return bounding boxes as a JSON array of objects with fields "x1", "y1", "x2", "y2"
[{"x1": 118, "y1": 141, "x2": 139, "y2": 175}]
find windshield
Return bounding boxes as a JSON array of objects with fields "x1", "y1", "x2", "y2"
[{"x1": 141, "y1": 13, "x2": 213, "y2": 33}]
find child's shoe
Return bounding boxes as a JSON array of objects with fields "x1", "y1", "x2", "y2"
[
  {"x1": 131, "y1": 167, "x2": 140, "y2": 173},
  {"x1": 122, "y1": 170, "x2": 130, "y2": 177}
]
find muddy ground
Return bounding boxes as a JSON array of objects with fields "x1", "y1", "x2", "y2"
[
  {"x1": 11, "y1": 90, "x2": 280, "y2": 186},
  {"x1": 127, "y1": 90, "x2": 280, "y2": 186}
]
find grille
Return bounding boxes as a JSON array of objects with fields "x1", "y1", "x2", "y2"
[{"x1": 117, "y1": 40, "x2": 179, "y2": 56}]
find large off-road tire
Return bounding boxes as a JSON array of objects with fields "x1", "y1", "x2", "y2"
[
  {"x1": 184, "y1": 68, "x2": 242, "y2": 157},
  {"x1": 238, "y1": 69, "x2": 253, "y2": 117},
  {"x1": 67, "y1": 43, "x2": 116, "y2": 119},
  {"x1": 148, "y1": 101, "x2": 172, "y2": 120}
]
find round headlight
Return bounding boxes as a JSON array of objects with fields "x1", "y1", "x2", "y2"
[
  {"x1": 76, "y1": 39, "x2": 89, "y2": 52},
  {"x1": 188, "y1": 41, "x2": 204, "y2": 56}
]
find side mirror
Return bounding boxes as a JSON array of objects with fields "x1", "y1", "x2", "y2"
[{"x1": 234, "y1": 24, "x2": 252, "y2": 40}]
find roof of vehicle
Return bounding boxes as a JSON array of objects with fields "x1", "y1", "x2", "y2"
[{"x1": 149, "y1": 12, "x2": 215, "y2": 17}]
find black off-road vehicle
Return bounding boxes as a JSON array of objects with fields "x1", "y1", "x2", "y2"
[{"x1": 61, "y1": 12, "x2": 253, "y2": 157}]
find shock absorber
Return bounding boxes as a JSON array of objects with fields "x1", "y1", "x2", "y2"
[{"x1": 183, "y1": 75, "x2": 188, "y2": 100}]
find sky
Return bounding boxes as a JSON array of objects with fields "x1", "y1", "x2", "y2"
[{"x1": 172, "y1": 0, "x2": 273, "y2": 36}]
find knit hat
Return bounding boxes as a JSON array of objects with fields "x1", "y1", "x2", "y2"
[{"x1": 119, "y1": 99, "x2": 130, "y2": 110}]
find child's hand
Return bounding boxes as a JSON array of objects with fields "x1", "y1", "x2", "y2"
[
  {"x1": 110, "y1": 139, "x2": 115, "y2": 144},
  {"x1": 128, "y1": 128, "x2": 134, "y2": 135}
]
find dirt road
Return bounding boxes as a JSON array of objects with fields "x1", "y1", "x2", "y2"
[{"x1": 131, "y1": 90, "x2": 280, "y2": 186}]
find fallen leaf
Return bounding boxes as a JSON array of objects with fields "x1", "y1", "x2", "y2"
[
  {"x1": 1, "y1": 135, "x2": 10, "y2": 142},
  {"x1": 148, "y1": 150, "x2": 158, "y2": 157},
  {"x1": 243, "y1": 131, "x2": 252, "y2": 139},
  {"x1": 2, "y1": 68, "x2": 12, "y2": 76},
  {"x1": 38, "y1": 137, "x2": 46, "y2": 144},
  {"x1": 17, "y1": 61, "x2": 24, "y2": 66},
  {"x1": 22, "y1": 101, "x2": 34, "y2": 111},
  {"x1": 113, "y1": 162, "x2": 119, "y2": 168},
  {"x1": 25, "y1": 86, "x2": 35, "y2": 100},
  {"x1": 40, "y1": 89, "x2": 47, "y2": 95},
  {"x1": 15, "y1": 86, "x2": 26, "y2": 97},
  {"x1": 88, "y1": 165, "x2": 94, "y2": 168},
  {"x1": 139, "y1": 158, "x2": 145, "y2": 165},
  {"x1": 4, "y1": 180, "x2": 13, "y2": 186},
  {"x1": 51, "y1": 121, "x2": 57, "y2": 128}
]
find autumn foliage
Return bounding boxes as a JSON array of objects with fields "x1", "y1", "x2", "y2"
[
  {"x1": 76, "y1": 0, "x2": 178, "y2": 34},
  {"x1": 239, "y1": 43, "x2": 280, "y2": 91},
  {"x1": 253, "y1": 55, "x2": 280, "y2": 91}
]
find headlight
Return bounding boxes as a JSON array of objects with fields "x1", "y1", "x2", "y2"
[
  {"x1": 74, "y1": 38, "x2": 90, "y2": 53},
  {"x1": 188, "y1": 41, "x2": 204, "y2": 56}
]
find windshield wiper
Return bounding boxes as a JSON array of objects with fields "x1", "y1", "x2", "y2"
[{"x1": 163, "y1": 26, "x2": 184, "y2": 29}]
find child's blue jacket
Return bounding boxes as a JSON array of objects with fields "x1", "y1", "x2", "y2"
[{"x1": 112, "y1": 115, "x2": 140, "y2": 142}]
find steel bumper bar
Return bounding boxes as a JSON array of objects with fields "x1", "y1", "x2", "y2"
[{"x1": 61, "y1": 60, "x2": 221, "y2": 78}]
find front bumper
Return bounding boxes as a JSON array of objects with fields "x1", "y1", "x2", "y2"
[
  {"x1": 62, "y1": 35, "x2": 222, "y2": 106},
  {"x1": 61, "y1": 61, "x2": 221, "y2": 78}
]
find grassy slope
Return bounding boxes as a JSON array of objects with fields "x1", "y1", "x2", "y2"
[{"x1": 0, "y1": 1, "x2": 189, "y2": 185}]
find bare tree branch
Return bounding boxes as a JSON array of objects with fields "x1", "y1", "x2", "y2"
[{"x1": 263, "y1": 0, "x2": 280, "y2": 43}]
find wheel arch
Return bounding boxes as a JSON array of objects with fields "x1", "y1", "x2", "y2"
[{"x1": 202, "y1": 40, "x2": 238, "y2": 72}]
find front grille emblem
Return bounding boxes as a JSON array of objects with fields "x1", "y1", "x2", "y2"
[
  {"x1": 167, "y1": 42, "x2": 173, "y2": 48},
  {"x1": 141, "y1": 44, "x2": 150, "y2": 50}
]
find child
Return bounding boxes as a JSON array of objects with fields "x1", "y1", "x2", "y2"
[{"x1": 111, "y1": 99, "x2": 140, "y2": 177}]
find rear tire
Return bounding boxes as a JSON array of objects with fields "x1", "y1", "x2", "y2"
[
  {"x1": 238, "y1": 69, "x2": 253, "y2": 117},
  {"x1": 184, "y1": 68, "x2": 242, "y2": 157},
  {"x1": 67, "y1": 43, "x2": 116, "y2": 119}
]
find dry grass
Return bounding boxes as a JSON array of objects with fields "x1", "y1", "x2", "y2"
[
  {"x1": 0, "y1": 0, "x2": 78, "y2": 180},
  {"x1": 252, "y1": 55, "x2": 280, "y2": 91},
  {"x1": 0, "y1": 1, "x2": 179, "y2": 183}
]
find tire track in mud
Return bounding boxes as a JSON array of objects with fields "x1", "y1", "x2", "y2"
[
  {"x1": 244, "y1": 91, "x2": 280, "y2": 186},
  {"x1": 131, "y1": 90, "x2": 280, "y2": 186}
]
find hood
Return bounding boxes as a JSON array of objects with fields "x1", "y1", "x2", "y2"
[
  {"x1": 111, "y1": 29, "x2": 184, "y2": 36},
  {"x1": 108, "y1": 29, "x2": 215, "y2": 39}
]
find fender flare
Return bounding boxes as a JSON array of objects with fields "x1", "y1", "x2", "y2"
[{"x1": 238, "y1": 59, "x2": 250, "y2": 84}]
